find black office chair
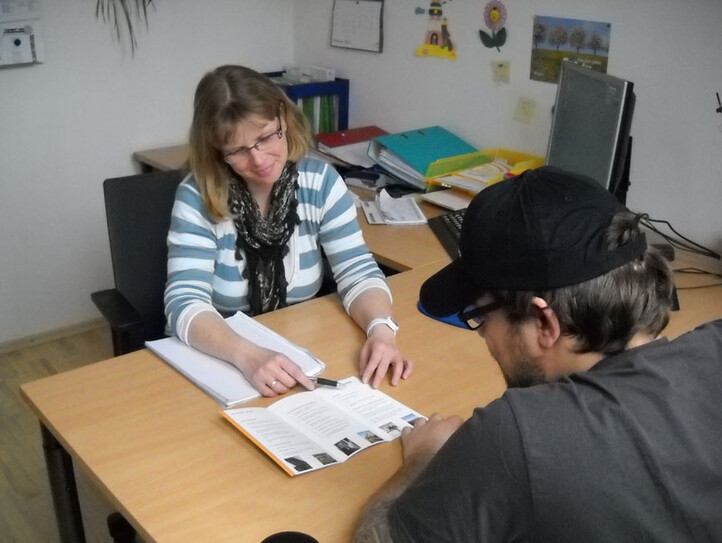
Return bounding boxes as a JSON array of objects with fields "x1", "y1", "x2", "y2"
[{"x1": 92, "y1": 169, "x2": 185, "y2": 356}]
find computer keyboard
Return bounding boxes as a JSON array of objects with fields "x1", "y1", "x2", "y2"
[{"x1": 428, "y1": 209, "x2": 466, "y2": 259}]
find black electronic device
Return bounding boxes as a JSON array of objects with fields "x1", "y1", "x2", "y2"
[
  {"x1": 546, "y1": 62, "x2": 635, "y2": 204},
  {"x1": 428, "y1": 208, "x2": 466, "y2": 259},
  {"x1": 429, "y1": 64, "x2": 637, "y2": 262}
]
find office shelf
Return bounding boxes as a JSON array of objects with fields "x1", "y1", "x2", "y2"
[{"x1": 266, "y1": 71, "x2": 349, "y2": 132}]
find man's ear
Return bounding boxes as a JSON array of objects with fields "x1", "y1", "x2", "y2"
[{"x1": 531, "y1": 297, "x2": 561, "y2": 349}]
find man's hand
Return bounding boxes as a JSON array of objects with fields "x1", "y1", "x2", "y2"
[
  {"x1": 401, "y1": 413, "x2": 464, "y2": 462},
  {"x1": 353, "y1": 413, "x2": 465, "y2": 542}
]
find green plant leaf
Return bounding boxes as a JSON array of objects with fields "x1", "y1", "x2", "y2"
[
  {"x1": 495, "y1": 27, "x2": 507, "y2": 47},
  {"x1": 479, "y1": 30, "x2": 495, "y2": 48},
  {"x1": 119, "y1": 0, "x2": 137, "y2": 53},
  {"x1": 94, "y1": 0, "x2": 154, "y2": 56}
]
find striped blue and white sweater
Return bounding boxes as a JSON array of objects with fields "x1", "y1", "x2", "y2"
[{"x1": 164, "y1": 157, "x2": 391, "y2": 344}]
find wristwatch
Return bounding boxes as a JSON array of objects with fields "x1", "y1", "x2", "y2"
[{"x1": 366, "y1": 316, "x2": 400, "y2": 338}]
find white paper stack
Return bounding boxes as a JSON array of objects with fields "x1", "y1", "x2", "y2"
[{"x1": 146, "y1": 312, "x2": 325, "y2": 408}]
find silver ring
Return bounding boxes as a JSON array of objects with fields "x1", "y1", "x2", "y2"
[{"x1": 269, "y1": 379, "x2": 278, "y2": 388}]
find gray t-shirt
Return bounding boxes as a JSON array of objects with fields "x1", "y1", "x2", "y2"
[{"x1": 389, "y1": 319, "x2": 722, "y2": 542}]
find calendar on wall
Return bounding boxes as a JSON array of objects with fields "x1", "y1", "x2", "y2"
[{"x1": 331, "y1": 0, "x2": 383, "y2": 53}]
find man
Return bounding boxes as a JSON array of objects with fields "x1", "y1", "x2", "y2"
[{"x1": 352, "y1": 166, "x2": 722, "y2": 542}]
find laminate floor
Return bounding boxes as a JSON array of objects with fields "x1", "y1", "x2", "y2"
[{"x1": 0, "y1": 327, "x2": 117, "y2": 542}]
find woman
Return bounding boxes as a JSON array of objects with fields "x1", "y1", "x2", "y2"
[{"x1": 164, "y1": 65, "x2": 412, "y2": 397}]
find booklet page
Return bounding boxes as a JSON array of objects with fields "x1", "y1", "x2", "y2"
[{"x1": 223, "y1": 377, "x2": 424, "y2": 475}]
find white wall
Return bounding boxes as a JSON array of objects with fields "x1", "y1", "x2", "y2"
[
  {"x1": 0, "y1": 0, "x2": 296, "y2": 344},
  {"x1": 3, "y1": 0, "x2": 722, "y2": 345},
  {"x1": 294, "y1": 0, "x2": 722, "y2": 249}
]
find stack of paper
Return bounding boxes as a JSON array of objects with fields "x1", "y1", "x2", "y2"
[
  {"x1": 377, "y1": 148, "x2": 424, "y2": 186},
  {"x1": 432, "y1": 159, "x2": 513, "y2": 194},
  {"x1": 323, "y1": 141, "x2": 377, "y2": 168},
  {"x1": 316, "y1": 125, "x2": 387, "y2": 168},
  {"x1": 146, "y1": 312, "x2": 325, "y2": 408},
  {"x1": 426, "y1": 149, "x2": 544, "y2": 193},
  {"x1": 367, "y1": 126, "x2": 477, "y2": 190},
  {"x1": 420, "y1": 189, "x2": 473, "y2": 211}
]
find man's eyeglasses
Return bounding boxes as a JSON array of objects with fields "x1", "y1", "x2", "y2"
[
  {"x1": 457, "y1": 301, "x2": 501, "y2": 330},
  {"x1": 223, "y1": 117, "x2": 283, "y2": 164}
]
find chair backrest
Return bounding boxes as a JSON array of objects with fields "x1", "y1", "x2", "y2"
[{"x1": 103, "y1": 169, "x2": 184, "y2": 340}]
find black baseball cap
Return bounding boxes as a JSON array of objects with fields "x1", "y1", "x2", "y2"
[{"x1": 420, "y1": 166, "x2": 647, "y2": 317}]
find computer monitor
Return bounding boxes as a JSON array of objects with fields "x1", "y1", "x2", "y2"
[{"x1": 545, "y1": 62, "x2": 635, "y2": 204}]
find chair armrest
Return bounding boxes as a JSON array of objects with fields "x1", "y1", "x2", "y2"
[{"x1": 91, "y1": 289, "x2": 143, "y2": 333}]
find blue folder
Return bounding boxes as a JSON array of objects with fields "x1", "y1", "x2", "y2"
[{"x1": 367, "y1": 126, "x2": 477, "y2": 189}]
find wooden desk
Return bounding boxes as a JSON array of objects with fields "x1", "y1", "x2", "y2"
[
  {"x1": 133, "y1": 144, "x2": 189, "y2": 173},
  {"x1": 664, "y1": 252, "x2": 722, "y2": 332},
  {"x1": 133, "y1": 143, "x2": 451, "y2": 272},
  {"x1": 21, "y1": 251, "x2": 722, "y2": 542},
  {"x1": 22, "y1": 263, "x2": 503, "y2": 542},
  {"x1": 357, "y1": 201, "x2": 448, "y2": 271}
]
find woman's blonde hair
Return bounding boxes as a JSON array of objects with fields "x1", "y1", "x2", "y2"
[{"x1": 189, "y1": 65, "x2": 311, "y2": 220}]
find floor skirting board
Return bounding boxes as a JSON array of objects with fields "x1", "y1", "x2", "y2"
[{"x1": 0, "y1": 318, "x2": 106, "y2": 355}]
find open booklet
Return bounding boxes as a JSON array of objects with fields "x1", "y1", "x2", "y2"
[
  {"x1": 223, "y1": 376, "x2": 425, "y2": 476},
  {"x1": 146, "y1": 312, "x2": 325, "y2": 408}
]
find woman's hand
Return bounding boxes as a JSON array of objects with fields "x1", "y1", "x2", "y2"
[
  {"x1": 358, "y1": 325, "x2": 413, "y2": 389},
  {"x1": 237, "y1": 345, "x2": 315, "y2": 397},
  {"x1": 186, "y1": 312, "x2": 315, "y2": 398}
]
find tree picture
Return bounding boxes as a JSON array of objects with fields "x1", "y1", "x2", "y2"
[
  {"x1": 529, "y1": 15, "x2": 611, "y2": 83},
  {"x1": 548, "y1": 26, "x2": 569, "y2": 51},
  {"x1": 533, "y1": 21, "x2": 546, "y2": 48},
  {"x1": 569, "y1": 28, "x2": 586, "y2": 53}
]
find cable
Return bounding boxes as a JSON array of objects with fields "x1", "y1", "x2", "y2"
[
  {"x1": 642, "y1": 217, "x2": 716, "y2": 256},
  {"x1": 673, "y1": 267, "x2": 722, "y2": 290},
  {"x1": 674, "y1": 267, "x2": 722, "y2": 279},
  {"x1": 638, "y1": 215, "x2": 721, "y2": 260}
]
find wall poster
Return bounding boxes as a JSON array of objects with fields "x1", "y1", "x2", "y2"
[{"x1": 530, "y1": 15, "x2": 611, "y2": 83}]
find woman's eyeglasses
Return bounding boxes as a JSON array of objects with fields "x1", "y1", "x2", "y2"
[
  {"x1": 457, "y1": 301, "x2": 501, "y2": 330},
  {"x1": 223, "y1": 117, "x2": 283, "y2": 164}
]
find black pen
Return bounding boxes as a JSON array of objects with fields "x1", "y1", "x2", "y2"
[{"x1": 310, "y1": 377, "x2": 340, "y2": 388}]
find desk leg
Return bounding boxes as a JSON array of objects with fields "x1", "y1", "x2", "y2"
[{"x1": 41, "y1": 423, "x2": 87, "y2": 543}]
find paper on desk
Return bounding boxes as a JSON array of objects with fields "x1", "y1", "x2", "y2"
[
  {"x1": 360, "y1": 189, "x2": 427, "y2": 225},
  {"x1": 432, "y1": 159, "x2": 512, "y2": 194},
  {"x1": 146, "y1": 312, "x2": 325, "y2": 408},
  {"x1": 319, "y1": 140, "x2": 377, "y2": 168},
  {"x1": 420, "y1": 189, "x2": 473, "y2": 211}
]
